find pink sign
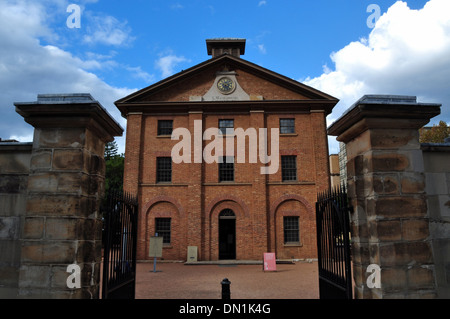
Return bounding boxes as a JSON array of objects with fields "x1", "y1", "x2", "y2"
[{"x1": 263, "y1": 253, "x2": 277, "y2": 271}]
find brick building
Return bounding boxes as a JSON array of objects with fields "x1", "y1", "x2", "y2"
[{"x1": 115, "y1": 39, "x2": 338, "y2": 261}]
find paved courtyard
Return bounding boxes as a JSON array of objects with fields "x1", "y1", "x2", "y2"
[{"x1": 135, "y1": 261, "x2": 319, "y2": 299}]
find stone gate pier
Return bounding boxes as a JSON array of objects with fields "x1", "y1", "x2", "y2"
[
  {"x1": 0, "y1": 94, "x2": 123, "y2": 298},
  {"x1": 328, "y1": 95, "x2": 450, "y2": 298}
]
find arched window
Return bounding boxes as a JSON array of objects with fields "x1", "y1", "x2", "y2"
[{"x1": 219, "y1": 209, "x2": 235, "y2": 219}]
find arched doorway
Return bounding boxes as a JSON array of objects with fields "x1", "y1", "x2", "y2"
[{"x1": 219, "y1": 209, "x2": 236, "y2": 260}]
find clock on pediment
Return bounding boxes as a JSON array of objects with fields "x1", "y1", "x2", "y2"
[
  {"x1": 201, "y1": 71, "x2": 250, "y2": 101},
  {"x1": 217, "y1": 77, "x2": 236, "y2": 95}
]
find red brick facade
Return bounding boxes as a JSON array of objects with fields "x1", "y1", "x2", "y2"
[{"x1": 115, "y1": 40, "x2": 338, "y2": 261}]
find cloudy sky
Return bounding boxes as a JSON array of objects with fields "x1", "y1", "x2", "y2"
[{"x1": 0, "y1": 0, "x2": 448, "y2": 154}]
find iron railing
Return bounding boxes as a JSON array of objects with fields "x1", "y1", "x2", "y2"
[
  {"x1": 102, "y1": 190, "x2": 138, "y2": 299},
  {"x1": 316, "y1": 185, "x2": 352, "y2": 299}
]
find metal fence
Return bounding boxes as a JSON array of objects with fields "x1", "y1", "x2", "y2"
[
  {"x1": 102, "y1": 190, "x2": 138, "y2": 299},
  {"x1": 316, "y1": 185, "x2": 353, "y2": 299}
]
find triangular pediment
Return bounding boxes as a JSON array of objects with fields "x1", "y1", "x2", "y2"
[
  {"x1": 115, "y1": 54, "x2": 338, "y2": 115},
  {"x1": 116, "y1": 54, "x2": 336, "y2": 104}
]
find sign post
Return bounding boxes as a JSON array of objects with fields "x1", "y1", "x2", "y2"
[
  {"x1": 263, "y1": 252, "x2": 277, "y2": 272},
  {"x1": 149, "y1": 234, "x2": 163, "y2": 273}
]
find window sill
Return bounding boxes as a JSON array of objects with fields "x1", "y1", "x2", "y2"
[
  {"x1": 140, "y1": 183, "x2": 189, "y2": 187},
  {"x1": 217, "y1": 181, "x2": 237, "y2": 185},
  {"x1": 156, "y1": 135, "x2": 172, "y2": 138},
  {"x1": 284, "y1": 243, "x2": 303, "y2": 247},
  {"x1": 280, "y1": 133, "x2": 298, "y2": 137},
  {"x1": 268, "y1": 181, "x2": 315, "y2": 185}
]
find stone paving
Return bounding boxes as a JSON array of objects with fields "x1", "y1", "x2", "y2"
[{"x1": 135, "y1": 261, "x2": 319, "y2": 299}]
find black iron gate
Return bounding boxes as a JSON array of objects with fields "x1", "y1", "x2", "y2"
[
  {"x1": 102, "y1": 190, "x2": 138, "y2": 299},
  {"x1": 316, "y1": 185, "x2": 353, "y2": 299}
]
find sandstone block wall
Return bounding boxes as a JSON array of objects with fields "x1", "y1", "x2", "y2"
[
  {"x1": 0, "y1": 94, "x2": 123, "y2": 299},
  {"x1": 328, "y1": 95, "x2": 445, "y2": 299},
  {"x1": 0, "y1": 142, "x2": 32, "y2": 298},
  {"x1": 422, "y1": 143, "x2": 450, "y2": 298}
]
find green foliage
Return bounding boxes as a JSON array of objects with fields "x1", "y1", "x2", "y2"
[
  {"x1": 104, "y1": 141, "x2": 124, "y2": 194},
  {"x1": 105, "y1": 140, "x2": 119, "y2": 160},
  {"x1": 419, "y1": 121, "x2": 450, "y2": 143}
]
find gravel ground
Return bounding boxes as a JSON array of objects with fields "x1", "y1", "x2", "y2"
[{"x1": 135, "y1": 261, "x2": 319, "y2": 299}]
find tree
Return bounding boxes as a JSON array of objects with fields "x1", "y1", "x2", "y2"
[
  {"x1": 105, "y1": 141, "x2": 119, "y2": 160},
  {"x1": 104, "y1": 141, "x2": 124, "y2": 194},
  {"x1": 419, "y1": 120, "x2": 450, "y2": 143}
]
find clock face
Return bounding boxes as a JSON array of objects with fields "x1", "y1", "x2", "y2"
[{"x1": 217, "y1": 77, "x2": 235, "y2": 94}]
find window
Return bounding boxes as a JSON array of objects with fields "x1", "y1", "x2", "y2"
[
  {"x1": 281, "y1": 155, "x2": 297, "y2": 181},
  {"x1": 284, "y1": 216, "x2": 299, "y2": 243},
  {"x1": 219, "y1": 209, "x2": 235, "y2": 218},
  {"x1": 156, "y1": 157, "x2": 172, "y2": 182},
  {"x1": 218, "y1": 119, "x2": 234, "y2": 135},
  {"x1": 155, "y1": 218, "x2": 171, "y2": 244},
  {"x1": 280, "y1": 118, "x2": 295, "y2": 134},
  {"x1": 157, "y1": 120, "x2": 173, "y2": 135},
  {"x1": 219, "y1": 156, "x2": 234, "y2": 182}
]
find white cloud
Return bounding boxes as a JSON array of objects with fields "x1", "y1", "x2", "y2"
[
  {"x1": 155, "y1": 54, "x2": 190, "y2": 78},
  {"x1": 207, "y1": 5, "x2": 215, "y2": 15},
  {"x1": 83, "y1": 14, "x2": 135, "y2": 47},
  {"x1": 126, "y1": 66, "x2": 155, "y2": 84},
  {"x1": 9, "y1": 133, "x2": 34, "y2": 143},
  {"x1": 0, "y1": 0, "x2": 54, "y2": 40},
  {"x1": 258, "y1": 1, "x2": 267, "y2": 7},
  {"x1": 0, "y1": 0, "x2": 136, "y2": 154},
  {"x1": 170, "y1": 3, "x2": 184, "y2": 10},
  {"x1": 303, "y1": 0, "x2": 450, "y2": 153},
  {"x1": 258, "y1": 44, "x2": 267, "y2": 54}
]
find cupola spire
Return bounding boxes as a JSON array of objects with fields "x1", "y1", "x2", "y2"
[{"x1": 206, "y1": 38, "x2": 246, "y2": 58}]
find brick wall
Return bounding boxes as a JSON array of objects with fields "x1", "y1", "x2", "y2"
[{"x1": 125, "y1": 101, "x2": 330, "y2": 261}]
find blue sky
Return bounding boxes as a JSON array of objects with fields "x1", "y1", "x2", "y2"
[
  {"x1": 59, "y1": 0, "x2": 430, "y2": 86},
  {"x1": 1, "y1": 0, "x2": 448, "y2": 155}
]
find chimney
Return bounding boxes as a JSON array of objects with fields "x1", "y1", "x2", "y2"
[{"x1": 206, "y1": 38, "x2": 246, "y2": 58}]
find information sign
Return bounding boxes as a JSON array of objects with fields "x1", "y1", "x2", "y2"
[
  {"x1": 149, "y1": 236, "x2": 163, "y2": 258},
  {"x1": 263, "y1": 252, "x2": 277, "y2": 271}
]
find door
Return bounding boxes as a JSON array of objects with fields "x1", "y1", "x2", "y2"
[{"x1": 219, "y1": 209, "x2": 236, "y2": 260}]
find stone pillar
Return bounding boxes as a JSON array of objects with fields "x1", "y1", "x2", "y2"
[
  {"x1": 15, "y1": 94, "x2": 123, "y2": 298},
  {"x1": 123, "y1": 112, "x2": 145, "y2": 260},
  {"x1": 328, "y1": 95, "x2": 441, "y2": 298},
  {"x1": 250, "y1": 110, "x2": 268, "y2": 258},
  {"x1": 123, "y1": 112, "x2": 143, "y2": 196},
  {"x1": 187, "y1": 111, "x2": 204, "y2": 259},
  {"x1": 311, "y1": 110, "x2": 331, "y2": 192}
]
